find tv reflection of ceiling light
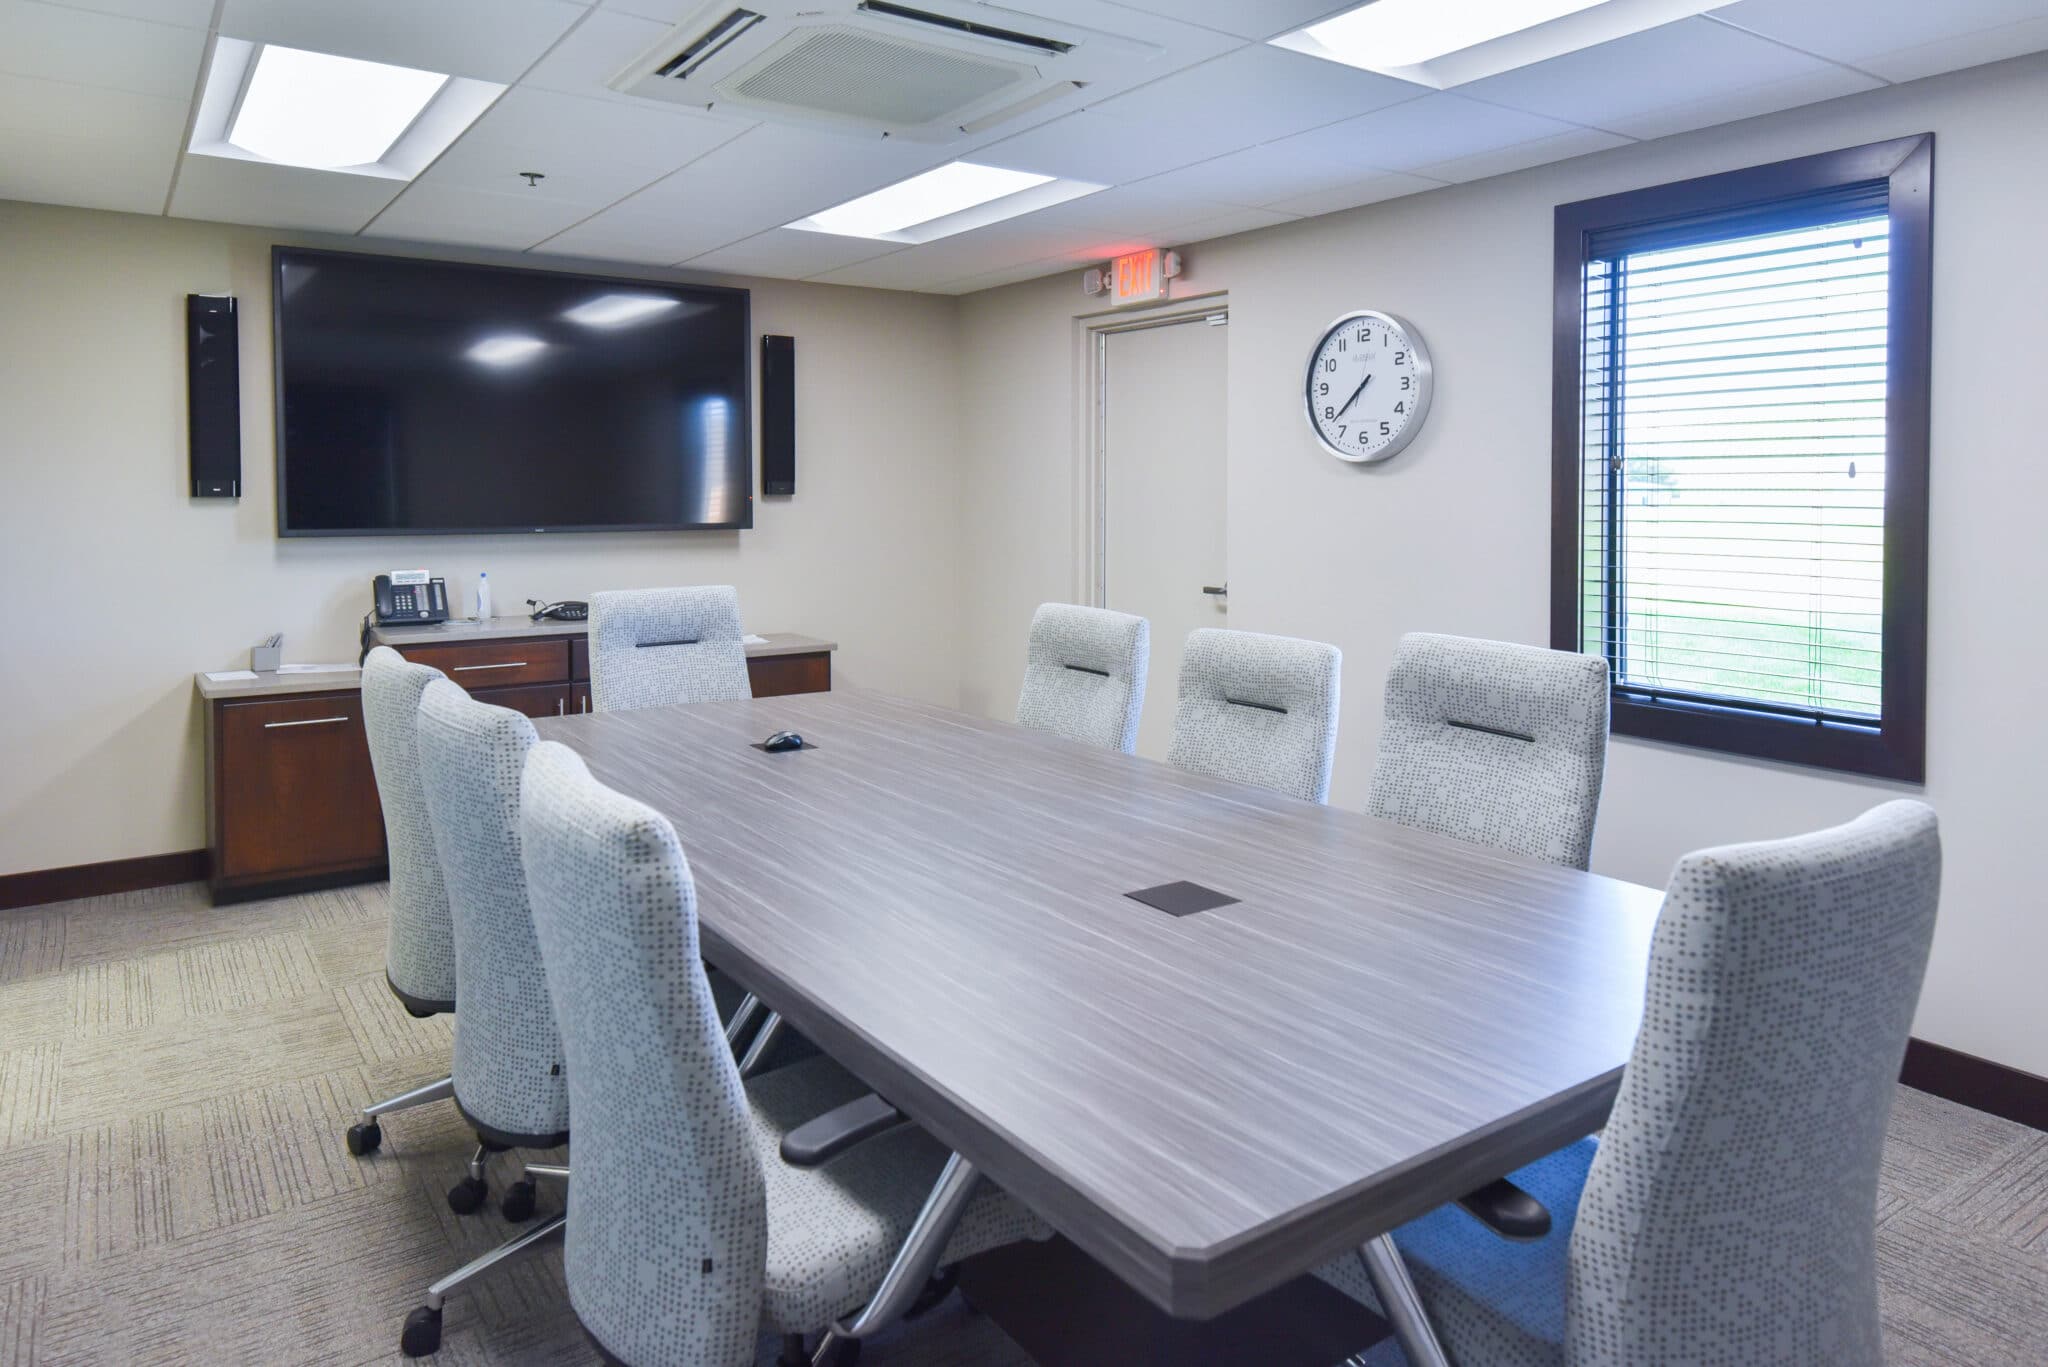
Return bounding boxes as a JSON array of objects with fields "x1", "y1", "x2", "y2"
[
  {"x1": 467, "y1": 335, "x2": 546, "y2": 366},
  {"x1": 562, "y1": 293, "x2": 682, "y2": 328}
]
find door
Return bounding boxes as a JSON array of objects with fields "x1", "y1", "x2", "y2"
[
  {"x1": 215, "y1": 697, "x2": 386, "y2": 880},
  {"x1": 1100, "y1": 311, "x2": 1228, "y2": 761}
]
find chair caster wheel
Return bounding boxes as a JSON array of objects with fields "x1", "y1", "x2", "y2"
[
  {"x1": 346, "y1": 1121, "x2": 381, "y2": 1156},
  {"x1": 400, "y1": 1305, "x2": 442, "y2": 1357},
  {"x1": 447, "y1": 1175, "x2": 488, "y2": 1214},
  {"x1": 501, "y1": 1177, "x2": 538, "y2": 1223}
]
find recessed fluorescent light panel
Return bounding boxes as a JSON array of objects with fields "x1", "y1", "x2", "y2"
[
  {"x1": 788, "y1": 162, "x2": 1104, "y2": 244},
  {"x1": 467, "y1": 335, "x2": 547, "y2": 367},
  {"x1": 188, "y1": 38, "x2": 504, "y2": 179},
  {"x1": 562, "y1": 294, "x2": 683, "y2": 328},
  {"x1": 1272, "y1": 0, "x2": 1723, "y2": 89}
]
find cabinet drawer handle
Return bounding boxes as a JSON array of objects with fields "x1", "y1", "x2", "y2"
[
  {"x1": 264, "y1": 715, "x2": 350, "y2": 729},
  {"x1": 452, "y1": 662, "x2": 529, "y2": 672}
]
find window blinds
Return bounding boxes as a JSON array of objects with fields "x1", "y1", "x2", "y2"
[{"x1": 1578, "y1": 195, "x2": 1890, "y2": 722}]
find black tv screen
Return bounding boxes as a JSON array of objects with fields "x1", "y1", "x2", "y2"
[{"x1": 273, "y1": 248, "x2": 751, "y2": 535}]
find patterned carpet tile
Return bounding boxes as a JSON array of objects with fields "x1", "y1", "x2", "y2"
[
  {"x1": 0, "y1": 914, "x2": 65, "y2": 984},
  {"x1": 1878, "y1": 1203, "x2": 2048, "y2": 1366}
]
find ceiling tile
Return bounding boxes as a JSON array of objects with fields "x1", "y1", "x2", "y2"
[
  {"x1": 362, "y1": 183, "x2": 604, "y2": 250},
  {"x1": 1123, "y1": 116, "x2": 1419, "y2": 209},
  {"x1": 1163, "y1": 205, "x2": 1302, "y2": 244},
  {"x1": 1457, "y1": 16, "x2": 1857, "y2": 135},
  {"x1": 594, "y1": 0, "x2": 694, "y2": 20},
  {"x1": 449, "y1": 85, "x2": 751, "y2": 173},
  {"x1": 1607, "y1": 63, "x2": 1881, "y2": 142},
  {"x1": 681, "y1": 228, "x2": 905, "y2": 279},
  {"x1": 217, "y1": 0, "x2": 586, "y2": 84},
  {"x1": 0, "y1": 0, "x2": 206, "y2": 99},
  {"x1": 542, "y1": 122, "x2": 945, "y2": 262},
  {"x1": 1850, "y1": 16, "x2": 2048, "y2": 83},
  {"x1": 1259, "y1": 169, "x2": 1448, "y2": 219},
  {"x1": 0, "y1": 74, "x2": 183, "y2": 213},
  {"x1": 522, "y1": 5, "x2": 671, "y2": 100},
  {"x1": 1103, "y1": 0, "x2": 1353, "y2": 42},
  {"x1": 169, "y1": 155, "x2": 407, "y2": 233},
  {"x1": 1708, "y1": 0, "x2": 2048, "y2": 75},
  {"x1": 1092, "y1": 43, "x2": 1428, "y2": 156},
  {"x1": 940, "y1": 255, "x2": 1078, "y2": 295},
  {"x1": 1301, "y1": 93, "x2": 1590, "y2": 175},
  {"x1": 1413, "y1": 125, "x2": 1633, "y2": 183},
  {"x1": 974, "y1": 110, "x2": 1207, "y2": 185},
  {"x1": 24, "y1": 0, "x2": 214, "y2": 24}
]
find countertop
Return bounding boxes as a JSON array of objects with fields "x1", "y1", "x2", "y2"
[{"x1": 195, "y1": 624, "x2": 836, "y2": 700}]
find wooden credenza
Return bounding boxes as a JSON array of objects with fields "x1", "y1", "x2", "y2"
[{"x1": 197, "y1": 622, "x2": 834, "y2": 903}]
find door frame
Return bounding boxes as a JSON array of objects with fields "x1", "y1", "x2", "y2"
[{"x1": 1078, "y1": 295, "x2": 1229, "y2": 608}]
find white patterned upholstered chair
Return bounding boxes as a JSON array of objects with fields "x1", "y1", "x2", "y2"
[
  {"x1": 398, "y1": 680, "x2": 572, "y2": 1356},
  {"x1": 347, "y1": 647, "x2": 456, "y2": 1158},
  {"x1": 1321, "y1": 800, "x2": 1942, "y2": 1367},
  {"x1": 519, "y1": 740, "x2": 1049, "y2": 1367},
  {"x1": 1368, "y1": 633, "x2": 1611, "y2": 870},
  {"x1": 588, "y1": 584, "x2": 751, "y2": 712},
  {"x1": 1166, "y1": 627, "x2": 1341, "y2": 802},
  {"x1": 1015, "y1": 603, "x2": 1150, "y2": 753}
]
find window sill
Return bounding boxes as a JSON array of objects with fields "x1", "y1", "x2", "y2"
[{"x1": 1612, "y1": 692, "x2": 1923, "y2": 783}]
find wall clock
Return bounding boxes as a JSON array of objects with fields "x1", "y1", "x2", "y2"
[{"x1": 1304, "y1": 310, "x2": 1434, "y2": 463}]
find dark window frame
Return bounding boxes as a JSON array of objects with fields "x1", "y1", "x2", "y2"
[{"x1": 1550, "y1": 135, "x2": 1933, "y2": 783}]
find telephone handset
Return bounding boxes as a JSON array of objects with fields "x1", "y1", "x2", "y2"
[{"x1": 373, "y1": 572, "x2": 450, "y2": 625}]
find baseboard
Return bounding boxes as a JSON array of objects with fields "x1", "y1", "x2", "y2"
[
  {"x1": 0, "y1": 849, "x2": 209, "y2": 911},
  {"x1": 1902, "y1": 1038, "x2": 2048, "y2": 1133}
]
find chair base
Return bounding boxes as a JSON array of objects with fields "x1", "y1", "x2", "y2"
[
  {"x1": 401, "y1": 1213, "x2": 567, "y2": 1357},
  {"x1": 385, "y1": 971, "x2": 454, "y2": 1018},
  {"x1": 348, "y1": 1074, "x2": 454, "y2": 1157}
]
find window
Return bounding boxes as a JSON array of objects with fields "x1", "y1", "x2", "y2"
[{"x1": 1551, "y1": 136, "x2": 1932, "y2": 781}]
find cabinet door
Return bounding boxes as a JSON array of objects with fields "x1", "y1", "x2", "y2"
[
  {"x1": 394, "y1": 639, "x2": 570, "y2": 688},
  {"x1": 747, "y1": 652, "x2": 831, "y2": 698},
  {"x1": 471, "y1": 683, "x2": 575, "y2": 719},
  {"x1": 216, "y1": 697, "x2": 386, "y2": 880}
]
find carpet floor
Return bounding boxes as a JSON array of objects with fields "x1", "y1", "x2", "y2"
[{"x1": 1, "y1": 880, "x2": 2044, "y2": 1365}]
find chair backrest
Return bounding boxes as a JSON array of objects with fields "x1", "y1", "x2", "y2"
[
  {"x1": 588, "y1": 585, "x2": 752, "y2": 713},
  {"x1": 520, "y1": 740, "x2": 765, "y2": 1367},
  {"x1": 415, "y1": 679, "x2": 567, "y2": 1146},
  {"x1": 1166, "y1": 628, "x2": 1341, "y2": 802},
  {"x1": 1015, "y1": 603, "x2": 1150, "y2": 753},
  {"x1": 1367, "y1": 633, "x2": 1610, "y2": 869},
  {"x1": 1567, "y1": 800, "x2": 1941, "y2": 1366},
  {"x1": 360, "y1": 646, "x2": 455, "y2": 1012}
]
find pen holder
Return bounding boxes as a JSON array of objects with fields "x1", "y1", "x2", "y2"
[{"x1": 251, "y1": 644, "x2": 283, "y2": 673}]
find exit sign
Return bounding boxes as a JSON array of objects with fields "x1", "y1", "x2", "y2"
[{"x1": 1110, "y1": 248, "x2": 1168, "y2": 305}]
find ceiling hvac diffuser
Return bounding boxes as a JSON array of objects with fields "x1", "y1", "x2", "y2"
[{"x1": 612, "y1": 0, "x2": 1159, "y2": 141}]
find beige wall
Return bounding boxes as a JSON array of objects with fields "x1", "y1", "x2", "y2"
[
  {"x1": 0, "y1": 201, "x2": 965, "y2": 876},
  {"x1": 955, "y1": 53, "x2": 2048, "y2": 1076}
]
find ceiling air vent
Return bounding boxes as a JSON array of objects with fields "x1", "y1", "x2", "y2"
[{"x1": 613, "y1": 1, "x2": 1156, "y2": 142}]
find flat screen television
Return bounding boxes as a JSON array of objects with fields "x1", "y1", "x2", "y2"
[{"x1": 272, "y1": 248, "x2": 752, "y2": 535}]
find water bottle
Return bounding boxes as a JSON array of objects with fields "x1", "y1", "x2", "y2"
[{"x1": 475, "y1": 571, "x2": 492, "y2": 622}]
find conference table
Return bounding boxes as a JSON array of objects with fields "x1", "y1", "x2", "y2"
[{"x1": 534, "y1": 686, "x2": 1662, "y2": 1362}]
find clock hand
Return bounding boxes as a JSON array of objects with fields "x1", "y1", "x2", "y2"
[{"x1": 1335, "y1": 371, "x2": 1373, "y2": 418}]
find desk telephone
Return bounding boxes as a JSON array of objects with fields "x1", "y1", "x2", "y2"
[{"x1": 373, "y1": 572, "x2": 450, "y2": 625}]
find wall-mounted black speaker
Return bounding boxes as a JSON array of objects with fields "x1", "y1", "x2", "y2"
[
  {"x1": 186, "y1": 294, "x2": 241, "y2": 498},
  {"x1": 761, "y1": 333, "x2": 795, "y2": 496}
]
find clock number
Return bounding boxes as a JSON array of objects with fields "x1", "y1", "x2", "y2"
[
  {"x1": 1325, "y1": 358, "x2": 1337, "y2": 372},
  {"x1": 1379, "y1": 421, "x2": 1391, "y2": 436},
  {"x1": 1318, "y1": 381, "x2": 1329, "y2": 396},
  {"x1": 1393, "y1": 350, "x2": 1406, "y2": 366},
  {"x1": 1401, "y1": 375, "x2": 1411, "y2": 390},
  {"x1": 1324, "y1": 406, "x2": 1336, "y2": 420},
  {"x1": 1394, "y1": 401, "x2": 1405, "y2": 415},
  {"x1": 1336, "y1": 424, "x2": 1346, "y2": 439},
  {"x1": 1356, "y1": 329, "x2": 1368, "y2": 344},
  {"x1": 1336, "y1": 336, "x2": 1347, "y2": 352}
]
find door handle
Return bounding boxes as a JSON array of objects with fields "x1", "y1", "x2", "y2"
[
  {"x1": 556, "y1": 698, "x2": 565, "y2": 716},
  {"x1": 264, "y1": 715, "x2": 349, "y2": 729},
  {"x1": 1201, "y1": 584, "x2": 1228, "y2": 597},
  {"x1": 453, "y1": 661, "x2": 527, "y2": 672}
]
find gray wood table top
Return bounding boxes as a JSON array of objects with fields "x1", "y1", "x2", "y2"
[{"x1": 533, "y1": 688, "x2": 1661, "y2": 1319}]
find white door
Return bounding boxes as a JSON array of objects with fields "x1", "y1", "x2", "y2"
[{"x1": 1100, "y1": 312, "x2": 1228, "y2": 761}]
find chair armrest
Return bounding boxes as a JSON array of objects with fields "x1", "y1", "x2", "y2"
[
  {"x1": 779, "y1": 1092, "x2": 908, "y2": 1167},
  {"x1": 1456, "y1": 1177, "x2": 1553, "y2": 1240}
]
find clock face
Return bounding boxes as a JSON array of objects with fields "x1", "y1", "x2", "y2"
[{"x1": 1304, "y1": 310, "x2": 1433, "y2": 463}]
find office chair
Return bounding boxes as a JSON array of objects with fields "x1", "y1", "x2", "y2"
[
  {"x1": 347, "y1": 646, "x2": 456, "y2": 1158},
  {"x1": 1015, "y1": 602, "x2": 1150, "y2": 753},
  {"x1": 588, "y1": 584, "x2": 752, "y2": 712},
  {"x1": 399, "y1": 679, "x2": 572, "y2": 1355},
  {"x1": 1368, "y1": 632, "x2": 1610, "y2": 869},
  {"x1": 1166, "y1": 627, "x2": 1341, "y2": 802},
  {"x1": 1320, "y1": 800, "x2": 1942, "y2": 1367},
  {"x1": 1359, "y1": 632, "x2": 1612, "y2": 1245},
  {"x1": 519, "y1": 739, "x2": 1049, "y2": 1367}
]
